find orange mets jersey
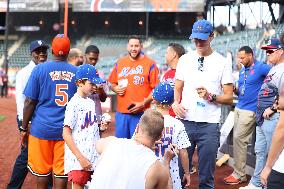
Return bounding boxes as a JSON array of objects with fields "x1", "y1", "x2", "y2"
[{"x1": 109, "y1": 55, "x2": 159, "y2": 113}]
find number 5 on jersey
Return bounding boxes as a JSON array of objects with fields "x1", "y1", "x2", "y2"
[{"x1": 55, "y1": 84, "x2": 69, "y2": 106}]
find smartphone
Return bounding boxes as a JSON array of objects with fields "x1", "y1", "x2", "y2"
[{"x1": 127, "y1": 104, "x2": 135, "y2": 110}]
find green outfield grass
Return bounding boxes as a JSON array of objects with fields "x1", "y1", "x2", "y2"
[{"x1": 0, "y1": 115, "x2": 6, "y2": 122}]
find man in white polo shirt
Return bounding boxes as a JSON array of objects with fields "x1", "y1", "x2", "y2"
[{"x1": 172, "y1": 19, "x2": 233, "y2": 189}]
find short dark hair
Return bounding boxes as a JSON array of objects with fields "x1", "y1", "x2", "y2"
[
  {"x1": 75, "y1": 79, "x2": 88, "y2": 86},
  {"x1": 128, "y1": 35, "x2": 142, "y2": 44},
  {"x1": 85, "y1": 45, "x2": 99, "y2": 54},
  {"x1": 238, "y1": 46, "x2": 253, "y2": 55},
  {"x1": 168, "y1": 43, "x2": 186, "y2": 58}
]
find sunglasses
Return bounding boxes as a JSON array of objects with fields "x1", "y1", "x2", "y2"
[
  {"x1": 198, "y1": 57, "x2": 204, "y2": 72},
  {"x1": 266, "y1": 48, "x2": 281, "y2": 54}
]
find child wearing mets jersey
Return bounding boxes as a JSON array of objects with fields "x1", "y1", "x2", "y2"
[
  {"x1": 152, "y1": 82, "x2": 191, "y2": 189},
  {"x1": 62, "y1": 64, "x2": 106, "y2": 189}
]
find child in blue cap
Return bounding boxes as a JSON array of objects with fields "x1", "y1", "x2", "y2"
[
  {"x1": 152, "y1": 82, "x2": 191, "y2": 189},
  {"x1": 62, "y1": 64, "x2": 106, "y2": 189}
]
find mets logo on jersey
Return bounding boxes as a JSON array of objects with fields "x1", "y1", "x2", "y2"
[
  {"x1": 118, "y1": 65, "x2": 143, "y2": 78},
  {"x1": 81, "y1": 111, "x2": 98, "y2": 130}
]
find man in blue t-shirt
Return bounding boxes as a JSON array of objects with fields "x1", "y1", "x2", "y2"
[
  {"x1": 20, "y1": 34, "x2": 77, "y2": 189},
  {"x1": 224, "y1": 46, "x2": 271, "y2": 185}
]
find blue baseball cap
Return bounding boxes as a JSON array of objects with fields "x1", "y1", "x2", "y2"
[
  {"x1": 261, "y1": 38, "x2": 284, "y2": 50},
  {"x1": 76, "y1": 64, "x2": 106, "y2": 85},
  {"x1": 29, "y1": 40, "x2": 49, "y2": 53},
  {"x1": 189, "y1": 19, "x2": 213, "y2": 40},
  {"x1": 152, "y1": 82, "x2": 174, "y2": 105}
]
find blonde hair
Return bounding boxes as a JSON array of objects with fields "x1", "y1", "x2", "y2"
[
  {"x1": 155, "y1": 101, "x2": 171, "y2": 110},
  {"x1": 139, "y1": 109, "x2": 164, "y2": 141}
]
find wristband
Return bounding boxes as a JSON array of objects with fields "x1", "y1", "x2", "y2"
[
  {"x1": 207, "y1": 93, "x2": 213, "y2": 102},
  {"x1": 207, "y1": 93, "x2": 217, "y2": 103},
  {"x1": 19, "y1": 126, "x2": 28, "y2": 132}
]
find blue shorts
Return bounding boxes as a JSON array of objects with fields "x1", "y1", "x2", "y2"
[{"x1": 115, "y1": 112, "x2": 143, "y2": 139}]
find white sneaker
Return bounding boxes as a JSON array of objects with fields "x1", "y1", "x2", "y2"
[{"x1": 239, "y1": 183, "x2": 262, "y2": 189}]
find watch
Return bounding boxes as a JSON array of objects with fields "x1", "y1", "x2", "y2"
[
  {"x1": 208, "y1": 93, "x2": 217, "y2": 103},
  {"x1": 211, "y1": 94, "x2": 217, "y2": 102}
]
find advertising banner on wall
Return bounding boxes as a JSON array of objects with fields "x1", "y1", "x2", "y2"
[
  {"x1": 0, "y1": 0, "x2": 204, "y2": 12},
  {"x1": 72, "y1": 0, "x2": 205, "y2": 12},
  {"x1": 0, "y1": 0, "x2": 59, "y2": 12}
]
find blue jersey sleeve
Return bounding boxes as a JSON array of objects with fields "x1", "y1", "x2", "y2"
[
  {"x1": 23, "y1": 65, "x2": 40, "y2": 100},
  {"x1": 260, "y1": 62, "x2": 272, "y2": 76}
]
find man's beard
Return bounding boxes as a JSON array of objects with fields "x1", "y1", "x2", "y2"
[{"x1": 128, "y1": 51, "x2": 141, "y2": 60}]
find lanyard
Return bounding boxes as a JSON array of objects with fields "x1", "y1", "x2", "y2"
[{"x1": 240, "y1": 63, "x2": 254, "y2": 96}]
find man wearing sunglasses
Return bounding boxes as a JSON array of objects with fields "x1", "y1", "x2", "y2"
[
  {"x1": 7, "y1": 40, "x2": 50, "y2": 189},
  {"x1": 224, "y1": 46, "x2": 271, "y2": 187},
  {"x1": 172, "y1": 19, "x2": 233, "y2": 189},
  {"x1": 239, "y1": 38, "x2": 284, "y2": 189}
]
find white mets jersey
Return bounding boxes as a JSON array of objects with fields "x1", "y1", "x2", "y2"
[
  {"x1": 155, "y1": 115, "x2": 191, "y2": 189},
  {"x1": 63, "y1": 93, "x2": 100, "y2": 174}
]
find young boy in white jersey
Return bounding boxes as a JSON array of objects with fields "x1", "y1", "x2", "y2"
[
  {"x1": 62, "y1": 64, "x2": 106, "y2": 189},
  {"x1": 152, "y1": 82, "x2": 191, "y2": 189}
]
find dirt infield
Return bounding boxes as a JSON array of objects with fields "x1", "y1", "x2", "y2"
[
  {"x1": 0, "y1": 97, "x2": 31, "y2": 189},
  {"x1": 0, "y1": 97, "x2": 250, "y2": 189}
]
